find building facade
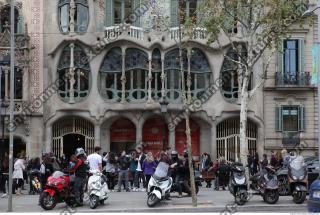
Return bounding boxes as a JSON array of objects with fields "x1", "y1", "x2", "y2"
[{"x1": 0, "y1": 0, "x2": 318, "y2": 161}]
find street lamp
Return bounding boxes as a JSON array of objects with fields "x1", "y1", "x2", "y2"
[{"x1": 302, "y1": 1, "x2": 320, "y2": 173}]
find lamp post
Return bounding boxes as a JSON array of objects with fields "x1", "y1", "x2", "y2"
[
  {"x1": 160, "y1": 97, "x2": 169, "y2": 151},
  {"x1": 302, "y1": 1, "x2": 320, "y2": 172}
]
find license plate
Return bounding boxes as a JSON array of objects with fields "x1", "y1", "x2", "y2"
[{"x1": 313, "y1": 191, "x2": 320, "y2": 198}]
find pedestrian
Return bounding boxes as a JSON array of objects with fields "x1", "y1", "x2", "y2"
[
  {"x1": 260, "y1": 154, "x2": 268, "y2": 169},
  {"x1": 104, "y1": 152, "x2": 117, "y2": 192},
  {"x1": 12, "y1": 153, "x2": 26, "y2": 195},
  {"x1": 209, "y1": 159, "x2": 220, "y2": 190},
  {"x1": 281, "y1": 149, "x2": 290, "y2": 167},
  {"x1": 133, "y1": 146, "x2": 146, "y2": 191},
  {"x1": 200, "y1": 153, "x2": 213, "y2": 188},
  {"x1": 40, "y1": 154, "x2": 54, "y2": 189},
  {"x1": 69, "y1": 148, "x2": 88, "y2": 207},
  {"x1": 129, "y1": 151, "x2": 137, "y2": 189},
  {"x1": 253, "y1": 152, "x2": 260, "y2": 174},
  {"x1": 217, "y1": 159, "x2": 229, "y2": 190},
  {"x1": 247, "y1": 154, "x2": 254, "y2": 176},
  {"x1": 275, "y1": 151, "x2": 283, "y2": 168},
  {"x1": 0, "y1": 153, "x2": 9, "y2": 198},
  {"x1": 270, "y1": 150, "x2": 277, "y2": 167},
  {"x1": 142, "y1": 152, "x2": 158, "y2": 185},
  {"x1": 117, "y1": 151, "x2": 130, "y2": 192},
  {"x1": 87, "y1": 146, "x2": 102, "y2": 171}
]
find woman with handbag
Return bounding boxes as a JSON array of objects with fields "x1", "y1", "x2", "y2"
[
  {"x1": 104, "y1": 152, "x2": 116, "y2": 192},
  {"x1": 12, "y1": 153, "x2": 26, "y2": 195}
]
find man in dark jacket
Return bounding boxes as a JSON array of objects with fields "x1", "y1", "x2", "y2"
[
  {"x1": 70, "y1": 148, "x2": 88, "y2": 206},
  {"x1": 117, "y1": 150, "x2": 130, "y2": 192},
  {"x1": 134, "y1": 146, "x2": 146, "y2": 190}
]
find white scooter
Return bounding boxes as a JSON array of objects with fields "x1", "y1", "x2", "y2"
[
  {"x1": 87, "y1": 170, "x2": 109, "y2": 209},
  {"x1": 147, "y1": 162, "x2": 173, "y2": 207}
]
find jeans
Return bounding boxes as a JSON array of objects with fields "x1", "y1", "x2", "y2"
[
  {"x1": 145, "y1": 175, "x2": 152, "y2": 186},
  {"x1": 74, "y1": 177, "x2": 86, "y2": 204},
  {"x1": 214, "y1": 177, "x2": 219, "y2": 189},
  {"x1": 106, "y1": 172, "x2": 115, "y2": 190},
  {"x1": 134, "y1": 171, "x2": 146, "y2": 188},
  {"x1": 117, "y1": 170, "x2": 129, "y2": 191},
  {"x1": 0, "y1": 174, "x2": 8, "y2": 193},
  {"x1": 130, "y1": 171, "x2": 136, "y2": 187}
]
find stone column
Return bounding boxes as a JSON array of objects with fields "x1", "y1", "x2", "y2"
[
  {"x1": 69, "y1": 43, "x2": 75, "y2": 104},
  {"x1": 45, "y1": 126, "x2": 52, "y2": 153},
  {"x1": 23, "y1": 66, "x2": 29, "y2": 101},
  {"x1": 4, "y1": 66, "x2": 9, "y2": 101},
  {"x1": 211, "y1": 123, "x2": 217, "y2": 161},
  {"x1": 136, "y1": 120, "x2": 142, "y2": 145},
  {"x1": 94, "y1": 124, "x2": 101, "y2": 147},
  {"x1": 121, "y1": 48, "x2": 126, "y2": 103},
  {"x1": 147, "y1": 56, "x2": 153, "y2": 104},
  {"x1": 160, "y1": 56, "x2": 166, "y2": 99},
  {"x1": 69, "y1": 0, "x2": 76, "y2": 34},
  {"x1": 187, "y1": 48, "x2": 192, "y2": 103},
  {"x1": 169, "y1": 128, "x2": 175, "y2": 150}
]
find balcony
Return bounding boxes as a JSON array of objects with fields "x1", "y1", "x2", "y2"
[
  {"x1": 104, "y1": 24, "x2": 208, "y2": 45},
  {"x1": 275, "y1": 71, "x2": 311, "y2": 87},
  {"x1": 282, "y1": 131, "x2": 300, "y2": 146}
]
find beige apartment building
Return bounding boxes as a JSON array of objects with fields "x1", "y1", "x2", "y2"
[{"x1": 0, "y1": 0, "x2": 318, "y2": 161}]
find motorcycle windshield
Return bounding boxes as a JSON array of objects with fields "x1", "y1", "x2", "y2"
[
  {"x1": 154, "y1": 162, "x2": 169, "y2": 179},
  {"x1": 290, "y1": 168, "x2": 305, "y2": 178},
  {"x1": 290, "y1": 156, "x2": 305, "y2": 171},
  {"x1": 51, "y1": 171, "x2": 64, "y2": 179}
]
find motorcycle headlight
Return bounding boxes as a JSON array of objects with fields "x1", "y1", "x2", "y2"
[
  {"x1": 299, "y1": 174, "x2": 306, "y2": 180},
  {"x1": 292, "y1": 175, "x2": 298, "y2": 180}
]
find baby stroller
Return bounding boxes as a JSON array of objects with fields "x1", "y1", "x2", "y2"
[{"x1": 29, "y1": 169, "x2": 42, "y2": 194}]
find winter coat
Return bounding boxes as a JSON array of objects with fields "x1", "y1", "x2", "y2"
[
  {"x1": 12, "y1": 159, "x2": 25, "y2": 179},
  {"x1": 142, "y1": 161, "x2": 158, "y2": 175}
]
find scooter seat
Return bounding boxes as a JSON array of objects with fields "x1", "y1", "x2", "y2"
[{"x1": 153, "y1": 175, "x2": 169, "y2": 181}]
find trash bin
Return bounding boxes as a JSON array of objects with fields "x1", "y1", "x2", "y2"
[{"x1": 308, "y1": 179, "x2": 320, "y2": 212}]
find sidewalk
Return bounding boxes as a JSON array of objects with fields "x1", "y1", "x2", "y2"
[{"x1": 0, "y1": 188, "x2": 308, "y2": 213}]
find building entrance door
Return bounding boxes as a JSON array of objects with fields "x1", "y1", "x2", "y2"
[{"x1": 63, "y1": 133, "x2": 86, "y2": 159}]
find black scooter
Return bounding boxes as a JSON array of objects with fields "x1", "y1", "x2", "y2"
[
  {"x1": 288, "y1": 157, "x2": 308, "y2": 204},
  {"x1": 228, "y1": 162, "x2": 248, "y2": 205},
  {"x1": 250, "y1": 166, "x2": 279, "y2": 204}
]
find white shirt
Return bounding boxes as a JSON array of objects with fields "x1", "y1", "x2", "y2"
[
  {"x1": 136, "y1": 154, "x2": 143, "y2": 172},
  {"x1": 87, "y1": 153, "x2": 102, "y2": 171}
]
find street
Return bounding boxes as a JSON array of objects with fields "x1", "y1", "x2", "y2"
[{"x1": 0, "y1": 187, "x2": 309, "y2": 213}]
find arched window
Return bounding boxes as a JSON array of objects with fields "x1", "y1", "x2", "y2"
[
  {"x1": 125, "y1": 48, "x2": 148, "y2": 102},
  {"x1": 0, "y1": 6, "x2": 19, "y2": 33},
  {"x1": 0, "y1": 67, "x2": 22, "y2": 99},
  {"x1": 99, "y1": 47, "x2": 122, "y2": 102},
  {"x1": 58, "y1": 0, "x2": 89, "y2": 34},
  {"x1": 220, "y1": 45, "x2": 249, "y2": 102},
  {"x1": 151, "y1": 48, "x2": 162, "y2": 101},
  {"x1": 190, "y1": 48, "x2": 212, "y2": 98},
  {"x1": 57, "y1": 44, "x2": 90, "y2": 102},
  {"x1": 164, "y1": 48, "x2": 187, "y2": 102}
]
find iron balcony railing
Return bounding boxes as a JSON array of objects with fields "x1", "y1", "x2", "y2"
[
  {"x1": 275, "y1": 71, "x2": 311, "y2": 87},
  {"x1": 282, "y1": 131, "x2": 300, "y2": 146}
]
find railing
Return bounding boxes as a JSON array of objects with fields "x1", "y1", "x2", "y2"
[
  {"x1": 275, "y1": 71, "x2": 311, "y2": 87},
  {"x1": 169, "y1": 27, "x2": 208, "y2": 40},
  {"x1": 0, "y1": 99, "x2": 24, "y2": 113},
  {"x1": 282, "y1": 131, "x2": 300, "y2": 145}
]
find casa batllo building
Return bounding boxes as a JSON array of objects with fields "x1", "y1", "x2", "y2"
[{"x1": 0, "y1": 0, "x2": 318, "y2": 161}]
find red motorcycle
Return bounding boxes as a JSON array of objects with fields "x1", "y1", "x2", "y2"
[{"x1": 40, "y1": 171, "x2": 76, "y2": 210}]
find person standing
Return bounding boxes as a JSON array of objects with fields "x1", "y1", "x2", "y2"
[
  {"x1": 270, "y1": 151, "x2": 277, "y2": 167},
  {"x1": 142, "y1": 152, "x2": 158, "y2": 185},
  {"x1": 0, "y1": 153, "x2": 9, "y2": 198},
  {"x1": 260, "y1": 154, "x2": 269, "y2": 169},
  {"x1": 201, "y1": 153, "x2": 213, "y2": 188},
  {"x1": 69, "y1": 148, "x2": 88, "y2": 207},
  {"x1": 134, "y1": 146, "x2": 146, "y2": 191},
  {"x1": 12, "y1": 153, "x2": 26, "y2": 195},
  {"x1": 87, "y1": 147, "x2": 102, "y2": 171},
  {"x1": 252, "y1": 152, "x2": 260, "y2": 175},
  {"x1": 129, "y1": 151, "x2": 137, "y2": 189},
  {"x1": 104, "y1": 152, "x2": 117, "y2": 192},
  {"x1": 117, "y1": 151, "x2": 130, "y2": 192}
]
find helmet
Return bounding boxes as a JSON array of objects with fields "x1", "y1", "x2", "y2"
[
  {"x1": 183, "y1": 151, "x2": 188, "y2": 158},
  {"x1": 75, "y1": 148, "x2": 85, "y2": 157},
  {"x1": 171, "y1": 150, "x2": 178, "y2": 155}
]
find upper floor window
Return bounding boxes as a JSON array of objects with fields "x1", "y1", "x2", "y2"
[
  {"x1": 57, "y1": 44, "x2": 91, "y2": 102},
  {"x1": 0, "y1": 67, "x2": 22, "y2": 100},
  {"x1": 171, "y1": 0, "x2": 203, "y2": 26},
  {"x1": 58, "y1": 0, "x2": 89, "y2": 34},
  {"x1": 0, "y1": 6, "x2": 19, "y2": 33},
  {"x1": 277, "y1": 39, "x2": 307, "y2": 86},
  {"x1": 276, "y1": 105, "x2": 305, "y2": 132},
  {"x1": 106, "y1": 0, "x2": 141, "y2": 26},
  {"x1": 220, "y1": 45, "x2": 249, "y2": 102}
]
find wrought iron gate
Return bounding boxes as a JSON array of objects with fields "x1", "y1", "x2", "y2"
[
  {"x1": 216, "y1": 118, "x2": 257, "y2": 161},
  {"x1": 52, "y1": 117, "x2": 94, "y2": 158}
]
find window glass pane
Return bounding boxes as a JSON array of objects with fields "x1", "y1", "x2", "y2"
[
  {"x1": 75, "y1": 4, "x2": 88, "y2": 33},
  {"x1": 125, "y1": 0, "x2": 132, "y2": 24},
  {"x1": 60, "y1": 4, "x2": 69, "y2": 33},
  {"x1": 189, "y1": 0, "x2": 197, "y2": 23},
  {"x1": 0, "y1": 7, "x2": 19, "y2": 33},
  {"x1": 114, "y1": 0, "x2": 122, "y2": 24},
  {"x1": 15, "y1": 69, "x2": 23, "y2": 99},
  {"x1": 282, "y1": 106, "x2": 299, "y2": 131},
  {"x1": 283, "y1": 40, "x2": 298, "y2": 84}
]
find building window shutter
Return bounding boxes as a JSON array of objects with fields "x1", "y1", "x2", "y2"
[
  {"x1": 277, "y1": 40, "x2": 284, "y2": 73},
  {"x1": 132, "y1": 0, "x2": 140, "y2": 27},
  {"x1": 171, "y1": 0, "x2": 179, "y2": 27},
  {"x1": 298, "y1": 106, "x2": 305, "y2": 131},
  {"x1": 275, "y1": 106, "x2": 283, "y2": 131},
  {"x1": 105, "y1": 0, "x2": 113, "y2": 26},
  {"x1": 298, "y1": 39, "x2": 305, "y2": 85}
]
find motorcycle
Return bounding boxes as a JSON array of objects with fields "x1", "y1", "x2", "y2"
[
  {"x1": 87, "y1": 170, "x2": 109, "y2": 209},
  {"x1": 288, "y1": 156, "x2": 308, "y2": 204},
  {"x1": 39, "y1": 171, "x2": 76, "y2": 210},
  {"x1": 147, "y1": 162, "x2": 173, "y2": 207},
  {"x1": 171, "y1": 170, "x2": 201, "y2": 195},
  {"x1": 250, "y1": 166, "x2": 279, "y2": 204},
  {"x1": 228, "y1": 162, "x2": 248, "y2": 205}
]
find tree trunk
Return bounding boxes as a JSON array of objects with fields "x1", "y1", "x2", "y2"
[{"x1": 186, "y1": 113, "x2": 197, "y2": 207}]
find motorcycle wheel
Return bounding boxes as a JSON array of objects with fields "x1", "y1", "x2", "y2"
[
  {"x1": 263, "y1": 190, "x2": 279, "y2": 204},
  {"x1": 293, "y1": 191, "x2": 306, "y2": 204},
  {"x1": 235, "y1": 189, "x2": 247, "y2": 206},
  {"x1": 147, "y1": 193, "x2": 159, "y2": 207},
  {"x1": 89, "y1": 195, "x2": 99, "y2": 209},
  {"x1": 40, "y1": 192, "x2": 57, "y2": 210}
]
